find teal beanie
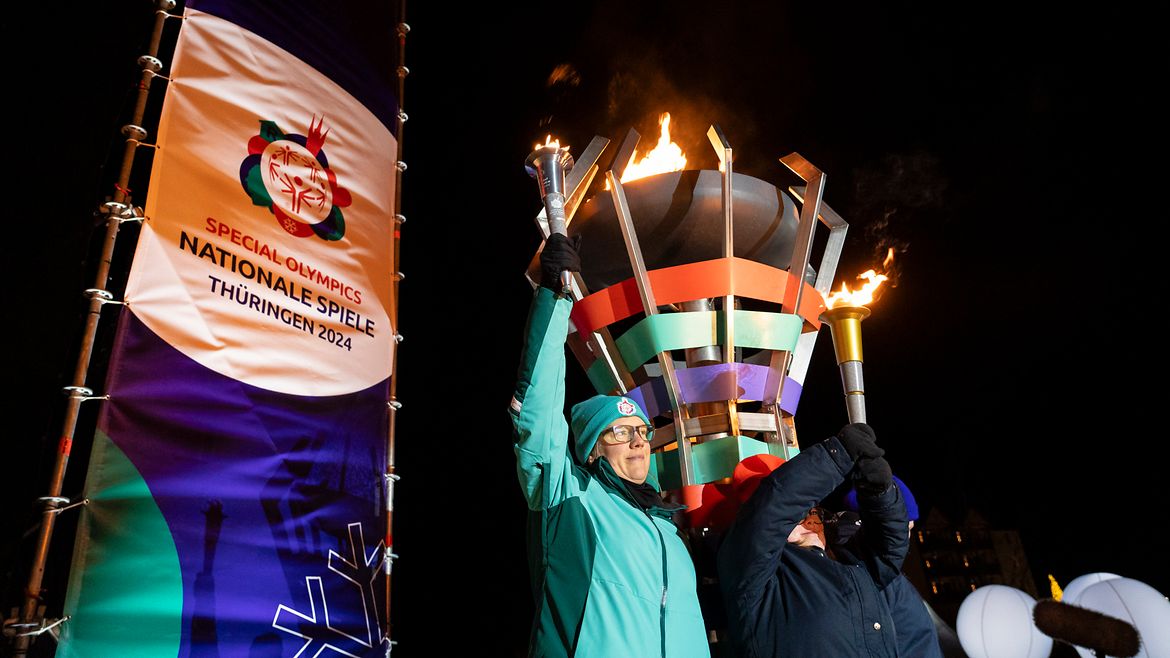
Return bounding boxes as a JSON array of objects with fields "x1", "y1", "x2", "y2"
[{"x1": 570, "y1": 395, "x2": 650, "y2": 464}]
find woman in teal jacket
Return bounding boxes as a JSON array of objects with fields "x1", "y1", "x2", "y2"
[{"x1": 510, "y1": 234, "x2": 709, "y2": 657}]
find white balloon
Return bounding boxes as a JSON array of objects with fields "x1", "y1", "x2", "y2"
[
  {"x1": 1072, "y1": 578, "x2": 1170, "y2": 658},
  {"x1": 956, "y1": 584, "x2": 1053, "y2": 658},
  {"x1": 1062, "y1": 572, "x2": 1122, "y2": 606}
]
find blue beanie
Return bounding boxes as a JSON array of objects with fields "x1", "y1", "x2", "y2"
[
  {"x1": 569, "y1": 395, "x2": 650, "y2": 464},
  {"x1": 844, "y1": 475, "x2": 919, "y2": 521}
]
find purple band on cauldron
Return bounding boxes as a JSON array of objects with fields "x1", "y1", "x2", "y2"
[{"x1": 627, "y1": 362, "x2": 803, "y2": 420}]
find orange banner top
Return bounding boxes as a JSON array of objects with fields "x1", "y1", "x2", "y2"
[{"x1": 571, "y1": 257, "x2": 825, "y2": 337}]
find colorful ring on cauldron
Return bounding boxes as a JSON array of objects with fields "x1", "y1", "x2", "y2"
[{"x1": 570, "y1": 256, "x2": 826, "y2": 336}]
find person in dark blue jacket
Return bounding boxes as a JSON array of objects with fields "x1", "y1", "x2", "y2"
[
  {"x1": 717, "y1": 424, "x2": 908, "y2": 658},
  {"x1": 842, "y1": 477, "x2": 944, "y2": 658}
]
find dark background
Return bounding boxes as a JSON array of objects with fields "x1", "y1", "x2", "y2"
[{"x1": 5, "y1": 1, "x2": 1161, "y2": 656}]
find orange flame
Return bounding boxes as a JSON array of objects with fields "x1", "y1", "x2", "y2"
[
  {"x1": 607, "y1": 113, "x2": 688, "y2": 189},
  {"x1": 534, "y1": 134, "x2": 567, "y2": 151},
  {"x1": 825, "y1": 248, "x2": 895, "y2": 309}
]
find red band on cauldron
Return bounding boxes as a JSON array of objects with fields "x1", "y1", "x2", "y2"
[
  {"x1": 570, "y1": 257, "x2": 825, "y2": 336},
  {"x1": 680, "y1": 453, "x2": 786, "y2": 529}
]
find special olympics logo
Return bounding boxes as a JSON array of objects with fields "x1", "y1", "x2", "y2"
[
  {"x1": 617, "y1": 398, "x2": 637, "y2": 416},
  {"x1": 240, "y1": 115, "x2": 351, "y2": 241}
]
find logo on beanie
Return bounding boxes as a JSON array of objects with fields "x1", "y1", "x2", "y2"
[{"x1": 617, "y1": 398, "x2": 637, "y2": 416}]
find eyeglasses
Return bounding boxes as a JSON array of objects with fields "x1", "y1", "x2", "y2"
[
  {"x1": 598, "y1": 423, "x2": 654, "y2": 446},
  {"x1": 800, "y1": 507, "x2": 825, "y2": 528}
]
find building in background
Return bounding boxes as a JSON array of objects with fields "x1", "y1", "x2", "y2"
[{"x1": 905, "y1": 509, "x2": 1039, "y2": 625}]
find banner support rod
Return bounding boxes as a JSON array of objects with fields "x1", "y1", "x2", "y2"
[
  {"x1": 384, "y1": 1, "x2": 409, "y2": 654},
  {"x1": 11, "y1": 2, "x2": 176, "y2": 655}
]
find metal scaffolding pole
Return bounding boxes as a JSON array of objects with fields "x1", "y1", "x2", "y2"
[
  {"x1": 10, "y1": 2, "x2": 177, "y2": 655},
  {"x1": 383, "y1": 2, "x2": 409, "y2": 654}
]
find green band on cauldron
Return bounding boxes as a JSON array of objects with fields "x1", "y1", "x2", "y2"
[
  {"x1": 586, "y1": 357, "x2": 621, "y2": 394},
  {"x1": 617, "y1": 311, "x2": 803, "y2": 369}
]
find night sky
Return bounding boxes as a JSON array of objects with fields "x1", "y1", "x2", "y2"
[{"x1": 6, "y1": 1, "x2": 1161, "y2": 656}]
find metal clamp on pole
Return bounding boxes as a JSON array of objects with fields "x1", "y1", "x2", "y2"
[
  {"x1": 99, "y1": 201, "x2": 146, "y2": 224},
  {"x1": 394, "y1": 214, "x2": 406, "y2": 225},
  {"x1": 383, "y1": 547, "x2": 399, "y2": 575},
  {"x1": 61, "y1": 387, "x2": 107, "y2": 403},
  {"x1": 393, "y1": 271, "x2": 405, "y2": 282},
  {"x1": 121, "y1": 124, "x2": 148, "y2": 141},
  {"x1": 387, "y1": 400, "x2": 403, "y2": 411},
  {"x1": 99, "y1": 201, "x2": 128, "y2": 217},
  {"x1": 136, "y1": 53, "x2": 171, "y2": 82},
  {"x1": 84, "y1": 289, "x2": 125, "y2": 307},
  {"x1": 16, "y1": 616, "x2": 70, "y2": 639},
  {"x1": 46, "y1": 499, "x2": 89, "y2": 516},
  {"x1": 126, "y1": 140, "x2": 161, "y2": 151},
  {"x1": 137, "y1": 55, "x2": 163, "y2": 73}
]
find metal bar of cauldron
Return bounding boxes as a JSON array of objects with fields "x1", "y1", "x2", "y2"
[
  {"x1": 762, "y1": 154, "x2": 825, "y2": 454},
  {"x1": 707, "y1": 124, "x2": 740, "y2": 438},
  {"x1": 606, "y1": 171, "x2": 696, "y2": 487},
  {"x1": 786, "y1": 188, "x2": 850, "y2": 388}
]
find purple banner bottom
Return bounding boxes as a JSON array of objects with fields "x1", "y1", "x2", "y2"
[{"x1": 102, "y1": 311, "x2": 389, "y2": 657}]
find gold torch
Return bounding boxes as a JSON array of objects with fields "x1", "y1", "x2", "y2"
[{"x1": 820, "y1": 266, "x2": 889, "y2": 424}]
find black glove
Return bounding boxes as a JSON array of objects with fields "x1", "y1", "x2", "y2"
[
  {"x1": 836, "y1": 423, "x2": 884, "y2": 462},
  {"x1": 539, "y1": 233, "x2": 581, "y2": 292},
  {"x1": 854, "y1": 455, "x2": 893, "y2": 495}
]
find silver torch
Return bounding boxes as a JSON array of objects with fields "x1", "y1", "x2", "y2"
[{"x1": 525, "y1": 138, "x2": 575, "y2": 293}]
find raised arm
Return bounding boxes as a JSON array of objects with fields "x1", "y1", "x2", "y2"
[
  {"x1": 510, "y1": 234, "x2": 580, "y2": 510},
  {"x1": 856, "y1": 484, "x2": 909, "y2": 587},
  {"x1": 852, "y1": 455, "x2": 908, "y2": 587},
  {"x1": 829, "y1": 424, "x2": 910, "y2": 586},
  {"x1": 717, "y1": 435, "x2": 855, "y2": 608}
]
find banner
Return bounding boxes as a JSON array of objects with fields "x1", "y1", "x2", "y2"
[{"x1": 60, "y1": 6, "x2": 397, "y2": 656}]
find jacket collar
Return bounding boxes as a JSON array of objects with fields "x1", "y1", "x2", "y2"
[{"x1": 590, "y1": 458, "x2": 684, "y2": 522}]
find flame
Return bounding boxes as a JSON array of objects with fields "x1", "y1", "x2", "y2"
[
  {"x1": 534, "y1": 134, "x2": 567, "y2": 151},
  {"x1": 824, "y1": 249, "x2": 895, "y2": 309},
  {"x1": 607, "y1": 113, "x2": 688, "y2": 188}
]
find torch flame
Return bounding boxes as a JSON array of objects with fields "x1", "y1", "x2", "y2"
[
  {"x1": 607, "y1": 113, "x2": 688, "y2": 188},
  {"x1": 825, "y1": 249, "x2": 895, "y2": 309},
  {"x1": 534, "y1": 134, "x2": 567, "y2": 151}
]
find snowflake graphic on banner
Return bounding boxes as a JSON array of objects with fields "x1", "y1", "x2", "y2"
[{"x1": 272, "y1": 522, "x2": 388, "y2": 657}]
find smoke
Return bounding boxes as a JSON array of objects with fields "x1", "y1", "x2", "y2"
[
  {"x1": 533, "y1": 0, "x2": 767, "y2": 172},
  {"x1": 539, "y1": 64, "x2": 583, "y2": 131},
  {"x1": 850, "y1": 151, "x2": 950, "y2": 285},
  {"x1": 537, "y1": 55, "x2": 752, "y2": 172}
]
